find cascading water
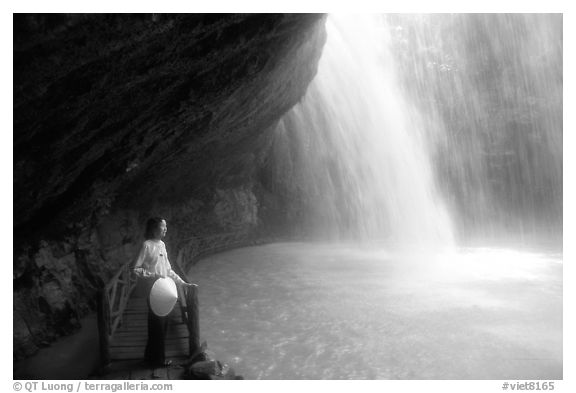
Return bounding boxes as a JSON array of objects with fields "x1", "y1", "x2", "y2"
[
  {"x1": 385, "y1": 14, "x2": 562, "y2": 245},
  {"x1": 269, "y1": 14, "x2": 562, "y2": 248},
  {"x1": 273, "y1": 14, "x2": 454, "y2": 248}
]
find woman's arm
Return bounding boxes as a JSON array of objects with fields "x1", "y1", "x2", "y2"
[
  {"x1": 133, "y1": 242, "x2": 154, "y2": 278},
  {"x1": 164, "y1": 252, "x2": 195, "y2": 287},
  {"x1": 166, "y1": 261, "x2": 188, "y2": 286}
]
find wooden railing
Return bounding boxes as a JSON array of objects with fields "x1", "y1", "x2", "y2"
[
  {"x1": 172, "y1": 252, "x2": 201, "y2": 357},
  {"x1": 97, "y1": 261, "x2": 138, "y2": 367},
  {"x1": 97, "y1": 231, "x2": 271, "y2": 369},
  {"x1": 97, "y1": 245, "x2": 201, "y2": 369}
]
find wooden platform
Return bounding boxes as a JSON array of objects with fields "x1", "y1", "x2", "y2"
[
  {"x1": 98, "y1": 296, "x2": 190, "y2": 379},
  {"x1": 96, "y1": 260, "x2": 200, "y2": 380},
  {"x1": 109, "y1": 297, "x2": 189, "y2": 361},
  {"x1": 97, "y1": 359, "x2": 188, "y2": 380}
]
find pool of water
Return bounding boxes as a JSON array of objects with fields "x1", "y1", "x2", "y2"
[{"x1": 188, "y1": 242, "x2": 562, "y2": 379}]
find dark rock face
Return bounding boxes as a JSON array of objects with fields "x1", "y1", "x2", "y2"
[{"x1": 13, "y1": 14, "x2": 326, "y2": 361}]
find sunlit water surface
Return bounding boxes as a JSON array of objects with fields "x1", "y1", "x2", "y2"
[{"x1": 189, "y1": 242, "x2": 562, "y2": 379}]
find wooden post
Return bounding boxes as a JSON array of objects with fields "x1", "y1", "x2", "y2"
[
  {"x1": 97, "y1": 289, "x2": 111, "y2": 369},
  {"x1": 186, "y1": 286, "x2": 200, "y2": 357},
  {"x1": 177, "y1": 286, "x2": 188, "y2": 324}
]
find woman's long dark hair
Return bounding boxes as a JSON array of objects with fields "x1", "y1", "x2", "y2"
[{"x1": 145, "y1": 217, "x2": 165, "y2": 240}]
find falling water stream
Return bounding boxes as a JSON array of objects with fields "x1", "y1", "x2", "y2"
[
  {"x1": 273, "y1": 14, "x2": 454, "y2": 247},
  {"x1": 191, "y1": 14, "x2": 562, "y2": 379}
]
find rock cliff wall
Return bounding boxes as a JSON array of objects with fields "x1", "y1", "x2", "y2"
[{"x1": 13, "y1": 14, "x2": 326, "y2": 361}]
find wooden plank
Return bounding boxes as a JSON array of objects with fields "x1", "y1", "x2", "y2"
[
  {"x1": 124, "y1": 319, "x2": 182, "y2": 325},
  {"x1": 110, "y1": 346, "x2": 187, "y2": 354},
  {"x1": 109, "y1": 352, "x2": 144, "y2": 360},
  {"x1": 122, "y1": 310, "x2": 147, "y2": 315},
  {"x1": 118, "y1": 282, "x2": 128, "y2": 315},
  {"x1": 125, "y1": 298, "x2": 183, "y2": 308},
  {"x1": 124, "y1": 307, "x2": 183, "y2": 315},
  {"x1": 111, "y1": 339, "x2": 188, "y2": 349},
  {"x1": 114, "y1": 329, "x2": 150, "y2": 334},
  {"x1": 105, "y1": 359, "x2": 143, "y2": 373},
  {"x1": 111, "y1": 350, "x2": 143, "y2": 357},
  {"x1": 115, "y1": 321, "x2": 187, "y2": 330},
  {"x1": 112, "y1": 333, "x2": 188, "y2": 341},
  {"x1": 124, "y1": 303, "x2": 147, "y2": 309},
  {"x1": 113, "y1": 328, "x2": 148, "y2": 335},
  {"x1": 111, "y1": 338, "x2": 189, "y2": 347},
  {"x1": 118, "y1": 319, "x2": 186, "y2": 327},
  {"x1": 119, "y1": 320, "x2": 149, "y2": 326},
  {"x1": 118, "y1": 319, "x2": 184, "y2": 328},
  {"x1": 110, "y1": 342, "x2": 188, "y2": 352},
  {"x1": 106, "y1": 262, "x2": 128, "y2": 291},
  {"x1": 119, "y1": 320, "x2": 184, "y2": 328},
  {"x1": 121, "y1": 315, "x2": 181, "y2": 322},
  {"x1": 121, "y1": 318, "x2": 183, "y2": 325},
  {"x1": 111, "y1": 336, "x2": 188, "y2": 346},
  {"x1": 109, "y1": 283, "x2": 118, "y2": 315},
  {"x1": 111, "y1": 350, "x2": 188, "y2": 359},
  {"x1": 127, "y1": 298, "x2": 148, "y2": 304},
  {"x1": 112, "y1": 333, "x2": 189, "y2": 342},
  {"x1": 110, "y1": 348, "x2": 187, "y2": 357},
  {"x1": 128, "y1": 298, "x2": 148, "y2": 302},
  {"x1": 111, "y1": 347, "x2": 188, "y2": 356},
  {"x1": 128, "y1": 298, "x2": 148, "y2": 303},
  {"x1": 113, "y1": 330, "x2": 147, "y2": 337},
  {"x1": 111, "y1": 350, "x2": 188, "y2": 360},
  {"x1": 167, "y1": 367, "x2": 186, "y2": 380},
  {"x1": 116, "y1": 324, "x2": 153, "y2": 330},
  {"x1": 118, "y1": 318, "x2": 148, "y2": 324},
  {"x1": 114, "y1": 329, "x2": 188, "y2": 339},
  {"x1": 133, "y1": 306, "x2": 183, "y2": 313},
  {"x1": 103, "y1": 358, "x2": 188, "y2": 380},
  {"x1": 111, "y1": 349, "x2": 146, "y2": 356},
  {"x1": 114, "y1": 327, "x2": 149, "y2": 333},
  {"x1": 116, "y1": 326, "x2": 148, "y2": 331},
  {"x1": 119, "y1": 318, "x2": 148, "y2": 324},
  {"x1": 129, "y1": 368, "x2": 155, "y2": 380},
  {"x1": 149, "y1": 368, "x2": 169, "y2": 380},
  {"x1": 110, "y1": 338, "x2": 189, "y2": 348}
]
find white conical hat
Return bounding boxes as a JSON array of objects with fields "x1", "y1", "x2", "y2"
[{"x1": 150, "y1": 277, "x2": 178, "y2": 316}]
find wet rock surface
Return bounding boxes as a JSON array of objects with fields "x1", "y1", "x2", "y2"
[{"x1": 185, "y1": 345, "x2": 242, "y2": 380}]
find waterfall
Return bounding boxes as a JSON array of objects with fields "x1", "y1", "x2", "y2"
[
  {"x1": 384, "y1": 14, "x2": 562, "y2": 244},
  {"x1": 272, "y1": 14, "x2": 454, "y2": 248},
  {"x1": 268, "y1": 14, "x2": 562, "y2": 248}
]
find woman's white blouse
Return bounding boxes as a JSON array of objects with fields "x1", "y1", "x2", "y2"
[{"x1": 133, "y1": 239, "x2": 186, "y2": 285}]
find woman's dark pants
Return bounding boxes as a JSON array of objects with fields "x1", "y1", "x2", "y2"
[{"x1": 144, "y1": 286, "x2": 168, "y2": 366}]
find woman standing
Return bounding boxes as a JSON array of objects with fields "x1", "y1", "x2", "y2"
[{"x1": 133, "y1": 217, "x2": 197, "y2": 367}]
